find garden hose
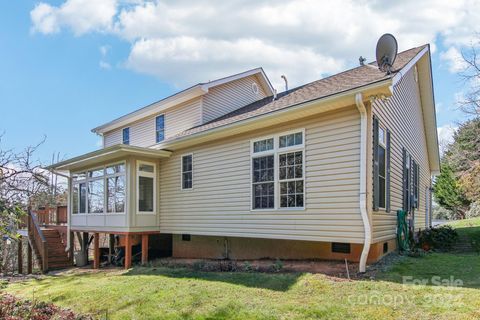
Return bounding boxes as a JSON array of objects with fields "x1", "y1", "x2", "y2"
[{"x1": 397, "y1": 210, "x2": 410, "y2": 251}]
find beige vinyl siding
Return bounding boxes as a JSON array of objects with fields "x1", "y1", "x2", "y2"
[
  {"x1": 370, "y1": 66, "x2": 431, "y2": 242},
  {"x1": 165, "y1": 98, "x2": 202, "y2": 138},
  {"x1": 202, "y1": 75, "x2": 268, "y2": 123},
  {"x1": 159, "y1": 107, "x2": 364, "y2": 243},
  {"x1": 103, "y1": 130, "x2": 122, "y2": 147},
  {"x1": 103, "y1": 98, "x2": 202, "y2": 148}
]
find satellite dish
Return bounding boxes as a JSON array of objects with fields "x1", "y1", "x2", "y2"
[{"x1": 376, "y1": 34, "x2": 398, "y2": 74}]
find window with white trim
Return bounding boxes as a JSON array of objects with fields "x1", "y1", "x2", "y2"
[
  {"x1": 378, "y1": 127, "x2": 387, "y2": 209},
  {"x1": 122, "y1": 127, "x2": 130, "y2": 145},
  {"x1": 279, "y1": 151, "x2": 304, "y2": 208},
  {"x1": 72, "y1": 162, "x2": 125, "y2": 214},
  {"x1": 182, "y1": 154, "x2": 193, "y2": 189},
  {"x1": 106, "y1": 164, "x2": 126, "y2": 213},
  {"x1": 251, "y1": 130, "x2": 305, "y2": 210},
  {"x1": 137, "y1": 161, "x2": 156, "y2": 213},
  {"x1": 156, "y1": 115, "x2": 165, "y2": 143},
  {"x1": 252, "y1": 154, "x2": 275, "y2": 209}
]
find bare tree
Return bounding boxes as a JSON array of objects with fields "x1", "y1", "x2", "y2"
[
  {"x1": 459, "y1": 38, "x2": 480, "y2": 116},
  {"x1": 0, "y1": 133, "x2": 64, "y2": 238}
]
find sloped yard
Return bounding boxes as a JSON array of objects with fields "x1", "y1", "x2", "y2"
[{"x1": 2, "y1": 219, "x2": 480, "y2": 320}]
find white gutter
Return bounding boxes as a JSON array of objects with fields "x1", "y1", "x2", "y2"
[{"x1": 355, "y1": 93, "x2": 371, "y2": 273}]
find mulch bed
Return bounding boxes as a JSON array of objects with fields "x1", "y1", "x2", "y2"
[{"x1": 0, "y1": 294, "x2": 92, "y2": 320}]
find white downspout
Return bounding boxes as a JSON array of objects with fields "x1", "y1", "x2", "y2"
[{"x1": 355, "y1": 93, "x2": 371, "y2": 273}]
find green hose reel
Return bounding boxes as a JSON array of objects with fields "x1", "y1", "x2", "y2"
[{"x1": 397, "y1": 210, "x2": 410, "y2": 252}]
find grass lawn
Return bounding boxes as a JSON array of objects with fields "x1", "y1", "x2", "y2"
[
  {"x1": 447, "y1": 217, "x2": 480, "y2": 238},
  {"x1": 3, "y1": 219, "x2": 480, "y2": 320}
]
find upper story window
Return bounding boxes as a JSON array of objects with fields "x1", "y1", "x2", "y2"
[
  {"x1": 182, "y1": 154, "x2": 193, "y2": 190},
  {"x1": 251, "y1": 130, "x2": 305, "y2": 210},
  {"x1": 122, "y1": 127, "x2": 130, "y2": 145},
  {"x1": 156, "y1": 115, "x2": 165, "y2": 143},
  {"x1": 137, "y1": 161, "x2": 156, "y2": 214}
]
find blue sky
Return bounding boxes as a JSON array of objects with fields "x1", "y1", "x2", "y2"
[{"x1": 0, "y1": 1, "x2": 477, "y2": 164}]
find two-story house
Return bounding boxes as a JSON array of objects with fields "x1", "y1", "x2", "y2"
[{"x1": 48, "y1": 44, "x2": 439, "y2": 273}]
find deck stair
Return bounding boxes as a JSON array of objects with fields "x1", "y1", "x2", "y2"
[{"x1": 24, "y1": 210, "x2": 73, "y2": 273}]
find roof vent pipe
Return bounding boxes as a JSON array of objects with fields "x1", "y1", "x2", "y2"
[
  {"x1": 272, "y1": 89, "x2": 277, "y2": 101},
  {"x1": 281, "y1": 75, "x2": 288, "y2": 92}
]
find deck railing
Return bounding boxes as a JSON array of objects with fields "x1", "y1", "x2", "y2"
[
  {"x1": 34, "y1": 206, "x2": 67, "y2": 226},
  {"x1": 27, "y1": 210, "x2": 48, "y2": 272}
]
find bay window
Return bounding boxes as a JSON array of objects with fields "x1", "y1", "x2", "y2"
[{"x1": 251, "y1": 130, "x2": 305, "y2": 210}]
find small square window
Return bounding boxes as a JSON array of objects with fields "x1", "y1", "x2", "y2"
[{"x1": 182, "y1": 234, "x2": 191, "y2": 241}]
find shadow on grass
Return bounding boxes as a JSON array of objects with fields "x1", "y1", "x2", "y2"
[{"x1": 124, "y1": 266, "x2": 302, "y2": 292}]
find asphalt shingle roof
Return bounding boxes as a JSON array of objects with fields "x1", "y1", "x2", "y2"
[{"x1": 169, "y1": 45, "x2": 426, "y2": 141}]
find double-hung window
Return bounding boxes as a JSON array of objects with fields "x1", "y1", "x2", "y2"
[
  {"x1": 251, "y1": 130, "x2": 305, "y2": 210},
  {"x1": 122, "y1": 127, "x2": 130, "y2": 145},
  {"x1": 156, "y1": 115, "x2": 165, "y2": 143},
  {"x1": 182, "y1": 154, "x2": 193, "y2": 189},
  {"x1": 137, "y1": 161, "x2": 156, "y2": 214}
]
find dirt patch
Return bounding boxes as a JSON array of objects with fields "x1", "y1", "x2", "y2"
[
  {"x1": 148, "y1": 257, "x2": 360, "y2": 278},
  {"x1": 0, "y1": 293, "x2": 91, "y2": 320}
]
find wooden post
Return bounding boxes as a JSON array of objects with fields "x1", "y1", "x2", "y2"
[
  {"x1": 27, "y1": 242, "x2": 32, "y2": 274},
  {"x1": 93, "y1": 233, "x2": 100, "y2": 269},
  {"x1": 124, "y1": 234, "x2": 132, "y2": 269},
  {"x1": 141, "y1": 234, "x2": 149, "y2": 265},
  {"x1": 82, "y1": 232, "x2": 89, "y2": 264},
  {"x1": 17, "y1": 237, "x2": 23, "y2": 274},
  {"x1": 109, "y1": 234, "x2": 115, "y2": 264},
  {"x1": 68, "y1": 231, "x2": 74, "y2": 264}
]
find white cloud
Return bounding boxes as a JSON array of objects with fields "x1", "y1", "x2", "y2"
[
  {"x1": 99, "y1": 45, "x2": 111, "y2": 69},
  {"x1": 99, "y1": 61, "x2": 111, "y2": 69},
  {"x1": 30, "y1": 0, "x2": 480, "y2": 88},
  {"x1": 437, "y1": 125, "x2": 457, "y2": 154},
  {"x1": 440, "y1": 47, "x2": 468, "y2": 73},
  {"x1": 127, "y1": 37, "x2": 343, "y2": 89},
  {"x1": 30, "y1": 0, "x2": 117, "y2": 36},
  {"x1": 100, "y1": 45, "x2": 110, "y2": 57}
]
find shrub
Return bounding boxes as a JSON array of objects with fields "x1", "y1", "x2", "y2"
[
  {"x1": 466, "y1": 201, "x2": 480, "y2": 219},
  {"x1": 243, "y1": 261, "x2": 254, "y2": 272},
  {"x1": 271, "y1": 259, "x2": 284, "y2": 272},
  {"x1": 192, "y1": 260, "x2": 207, "y2": 271},
  {"x1": 417, "y1": 225, "x2": 458, "y2": 251},
  {"x1": 216, "y1": 260, "x2": 238, "y2": 272}
]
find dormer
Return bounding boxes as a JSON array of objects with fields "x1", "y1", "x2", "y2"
[{"x1": 93, "y1": 68, "x2": 274, "y2": 148}]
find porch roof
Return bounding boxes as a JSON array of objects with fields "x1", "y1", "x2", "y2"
[{"x1": 45, "y1": 144, "x2": 172, "y2": 173}]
